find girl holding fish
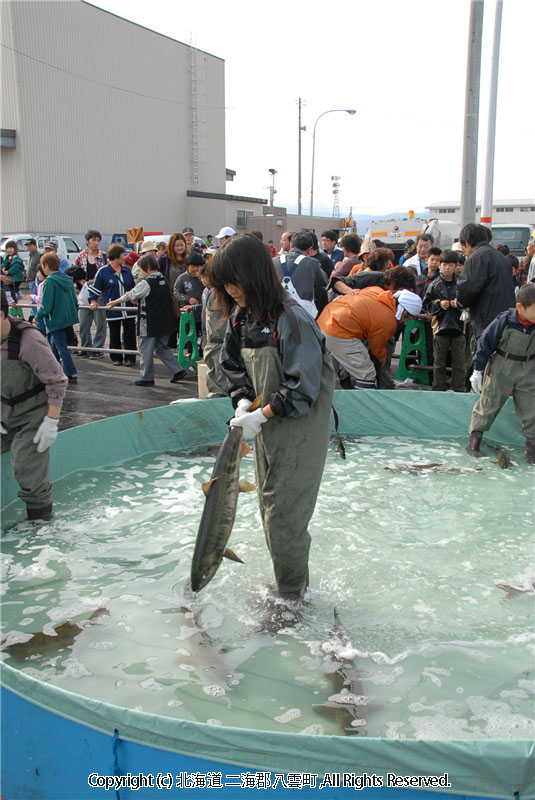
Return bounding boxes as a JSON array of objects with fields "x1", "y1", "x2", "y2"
[{"x1": 209, "y1": 234, "x2": 335, "y2": 622}]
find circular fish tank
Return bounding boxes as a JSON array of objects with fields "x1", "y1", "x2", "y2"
[{"x1": 1, "y1": 392, "x2": 533, "y2": 799}]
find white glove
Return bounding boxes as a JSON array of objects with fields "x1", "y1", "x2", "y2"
[
  {"x1": 470, "y1": 370, "x2": 483, "y2": 393},
  {"x1": 235, "y1": 398, "x2": 252, "y2": 419},
  {"x1": 230, "y1": 408, "x2": 268, "y2": 440},
  {"x1": 0, "y1": 422, "x2": 6, "y2": 434},
  {"x1": 33, "y1": 416, "x2": 59, "y2": 453}
]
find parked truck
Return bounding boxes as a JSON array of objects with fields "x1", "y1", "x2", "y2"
[{"x1": 365, "y1": 218, "x2": 534, "y2": 261}]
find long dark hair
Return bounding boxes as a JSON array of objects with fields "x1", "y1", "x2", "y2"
[{"x1": 209, "y1": 234, "x2": 284, "y2": 320}]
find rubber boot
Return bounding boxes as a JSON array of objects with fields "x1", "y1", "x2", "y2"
[
  {"x1": 466, "y1": 432, "x2": 483, "y2": 457},
  {"x1": 27, "y1": 503, "x2": 53, "y2": 521},
  {"x1": 525, "y1": 440, "x2": 535, "y2": 465},
  {"x1": 262, "y1": 589, "x2": 306, "y2": 633}
]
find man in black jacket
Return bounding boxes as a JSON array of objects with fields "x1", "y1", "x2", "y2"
[{"x1": 457, "y1": 224, "x2": 516, "y2": 349}]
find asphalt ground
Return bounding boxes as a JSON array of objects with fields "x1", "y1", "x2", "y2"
[{"x1": 60, "y1": 352, "x2": 199, "y2": 431}]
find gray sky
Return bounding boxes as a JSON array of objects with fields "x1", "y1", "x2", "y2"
[{"x1": 92, "y1": 0, "x2": 534, "y2": 217}]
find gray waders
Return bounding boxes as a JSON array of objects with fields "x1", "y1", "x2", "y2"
[
  {"x1": 203, "y1": 305, "x2": 228, "y2": 398},
  {"x1": 469, "y1": 325, "x2": 535, "y2": 443},
  {"x1": 1, "y1": 356, "x2": 52, "y2": 514},
  {"x1": 241, "y1": 346, "x2": 335, "y2": 593}
]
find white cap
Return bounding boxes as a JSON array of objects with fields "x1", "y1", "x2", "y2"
[
  {"x1": 216, "y1": 226, "x2": 236, "y2": 239},
  {"x1": 394, "y1": 290, "x2": 422, "y2": 320}
]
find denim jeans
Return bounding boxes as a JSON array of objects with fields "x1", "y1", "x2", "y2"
[{"x1": 47, "y1": 328, "x2": 77, "y2": 378}]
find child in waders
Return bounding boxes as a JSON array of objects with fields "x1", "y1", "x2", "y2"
[
  {"x1": 209, "y1": 234, "x2": 335, "y2": 631},
  {"x1": 467, "y1": 283, "x2": 535, "y2": 463},
  {"x1": 0, "y1": 289, "x2": 67, "y2": 520}
]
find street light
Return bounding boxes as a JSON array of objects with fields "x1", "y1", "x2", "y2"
[{"x1": 309, "y1": 109, "x2": 356, "y2": 217}]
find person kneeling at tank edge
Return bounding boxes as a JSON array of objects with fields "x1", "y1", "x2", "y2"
[
  {"x1": 467, "y1": 283, "x2": 535, "y2": 464},
  {"x1": 1, "y1": 289, "x2": 67, "y2": 520}
]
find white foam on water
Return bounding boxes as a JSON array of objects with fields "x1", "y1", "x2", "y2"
[
  {"x1": 274, "y1": 708, "x2": 301, "y2": 724},
  {"x1": 1, "y1": 436, "x2": 533, "y2": 739}
]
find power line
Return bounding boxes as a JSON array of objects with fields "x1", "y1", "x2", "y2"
[{"x1": 0, "y1": 42, "x2": 227, "y2": 111}]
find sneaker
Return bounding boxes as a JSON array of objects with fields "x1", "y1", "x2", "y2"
[
  {"x1": 134, "y1": 380, "x2": 155, "y2": 386},
  {"x1": 170, "y1": 369, "x2": 187, "y2": 383},
  {"x1": 124, "y1": 361, "x2": 136, "y2": 367},
  {"x1": 88, "y1": 351, "x2": 103, "y2": 358},
  {"x1": 111, "y1": 359, "x2": 123, "y2": 366},
  {"x1": 68, "y1": 376, "x2": 78, "y2": 385},
  {"x1": 77, "y1": 351, "x2": 90, "y2": 358}
]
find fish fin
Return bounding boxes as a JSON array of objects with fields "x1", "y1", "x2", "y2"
[
  {"x1": 248, "y1": 394, "x2": 262, "y2": 411},
  {"x1": 202, "y1": 477, "x2": 219, "y2": 496},
  {"x1": 238, "y1": 479, "x2": 256, "y2": 493},
  {"x1": 240, "y1": 440, "x2": 252, "y2": 459},
  {"x1": 223, "y1": 547, "x2": 244, "y2": 564}
]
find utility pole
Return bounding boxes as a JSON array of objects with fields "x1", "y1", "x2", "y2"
[
  {"x1": 297, "y1": 98, "x2": 306, "y2": 217},
  {"x1": 459, "y1": 0, "x2": 484, "y2": 229},
  {"x1": 480, "y1": 0, "x2": 503, "y2": 225},
  {"x1": 269, "y1": 168, "x2": 277, "y2": 208}
]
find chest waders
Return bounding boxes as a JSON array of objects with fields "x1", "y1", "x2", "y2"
[
  {"x1": 203, "y1": 304, "x2": 228, "y2": 397},
  {"x1": 1, "y1": 320, "x2": 53, "y2": 517},
  {"x1": 468, "y1": 317, "x2": 535, "y2": 462},
  {"x1": 238, "y1": 315, "x2": 335, "y2": 594}
]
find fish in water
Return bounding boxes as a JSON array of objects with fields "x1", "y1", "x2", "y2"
[
  {"x1": 312, "y1": 609, "x2": 377, "y2": 736},
  {"x1": 385, "y1": 463, "x2": 482, "y2": 475},
  {"x1": 496, "y1": 582, "x2": 535, "y2": 600},
  {"x1": 190, "y1": 398, "x2": 259, "y2": 592},
  {"x1": 1, "y1": 608, "x2": 108, "y2": 661},
  {"x1": 494, "y1": 446, "x2": 512, "y2": 469}
]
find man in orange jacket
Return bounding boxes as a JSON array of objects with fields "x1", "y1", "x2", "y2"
[{"x1": 317, "y1": 285, "x2": 422, "y2": 388}]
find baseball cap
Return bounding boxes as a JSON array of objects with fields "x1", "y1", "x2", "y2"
[
  {"x1": 182, "y1": 227, "x2": 194, "y2": 235},
  {"x1": 216, "y1": 226, "x2": 236, "y2": 239}
]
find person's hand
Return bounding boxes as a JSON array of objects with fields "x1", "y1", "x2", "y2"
[
  {"x1": 0, "y1": 422, "x2": 7, "y2": 434},
  {"x1": 90, "y1": 301, "x2": 98, "y2": 310},
  {"x1": 189, "y1": 298, "x2": 199, "y2": 305},
  {"x1": 230, "y1": 408, "x2": 268, "y2": 440},
  {"x1": 450, "y1": 298, "x2": 458, "y2": 308},
  {"x1": 378, "y1": 355, "x2": 387, "y2": 366},
  {"x1": 33, "y1": 416, "x2": 59, "y2": 452},
  {"x1": 470, "y1": 370, "x2": 483, "y2": 393},
  {"x1": 235, "y1": 398, "x2": 252, "y2": 419},
  {"x1": 440, "y1": 300, "x2": 450, "y2": 309}
]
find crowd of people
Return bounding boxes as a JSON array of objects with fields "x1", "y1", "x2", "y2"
[{"x1": 1, "y1": 222, "x2": 534, "y2": 627}]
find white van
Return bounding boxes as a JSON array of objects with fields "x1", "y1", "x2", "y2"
[{"x1": 0, "y1": 234, "x2": 81, "y2": 265}]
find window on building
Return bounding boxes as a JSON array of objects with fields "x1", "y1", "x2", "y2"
[
  {"x1": 495, "y1": 207, "x2": 514, "y2": 213},
  {"x1": 520, "y1": 207, "x2": 535, "y2": 212},
  {"x1": 236, "y1": 210, "x2": 253, "y2": 229}
]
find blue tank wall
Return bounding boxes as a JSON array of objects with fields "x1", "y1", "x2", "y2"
[{"x1": 2, "y1": 685, "x2": 490, "y2": 800}]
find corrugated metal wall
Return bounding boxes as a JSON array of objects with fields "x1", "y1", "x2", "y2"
[{"x1": 1, "y1": 0, "x2": 225, "y2": 234}]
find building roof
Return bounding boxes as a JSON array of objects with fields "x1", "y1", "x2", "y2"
[
  {"x1": 187, "y1": 190, "x2": 268, "y2": 204},
  {"x1": 428, "y1": 199, "x2": 534, "y2": 207}
]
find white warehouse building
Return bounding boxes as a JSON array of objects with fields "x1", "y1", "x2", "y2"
[{"x1": 0, "y1": 0, "x2": 266, "y2": 237}]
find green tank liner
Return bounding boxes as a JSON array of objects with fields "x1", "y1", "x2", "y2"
[{"x1": 1, "y1": 391, "x2": 532, "y2": 799}]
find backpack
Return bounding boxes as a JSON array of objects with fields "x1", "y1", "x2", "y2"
[{"x1": 280, "y1": 254, "x2": 318, "y2": 319}]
